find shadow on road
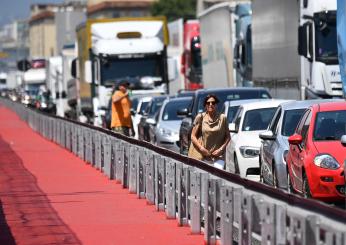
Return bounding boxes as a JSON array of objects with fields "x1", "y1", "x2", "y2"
[{"x1": 0, "y1": 135, "x2": 82, "y2": 245}]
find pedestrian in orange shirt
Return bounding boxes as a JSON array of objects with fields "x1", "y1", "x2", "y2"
[{"x1": 111, "y1": 80, "x2": 133, "y2": 136}]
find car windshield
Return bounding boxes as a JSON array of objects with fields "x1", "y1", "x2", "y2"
[
  {"x1": 148, "y1": 97, "x2": 166, "y2": 117},
  {"x1": 196, "y1": 90, "x2": 271, "y2": 114},
  {"x1": 281, "y1": 109, "x2": 305, "y2": 136},
  {"x1": 227, "y1": 106, "x2": 240, "y2": 123},
  {"x1": 162, "y1": 99, "x2": 191, "y2": 121},
  {"x1": 313, "y1": 110, "x2": 346, "y2": 141},
  {"x1": 242, "y1": 107, "x2": 277, "y2": 131}
]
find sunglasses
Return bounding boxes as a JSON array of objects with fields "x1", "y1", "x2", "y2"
[{"x1": 206, "y1": 101, "x2": 217, "y2": 105}]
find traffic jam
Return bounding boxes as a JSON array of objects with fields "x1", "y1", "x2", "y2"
[{"x1": 0, "y1": 0, "x2": 345, "y2": 208}]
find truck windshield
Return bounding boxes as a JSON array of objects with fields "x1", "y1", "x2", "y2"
[
  {"x1": 101, "y1": 56, "x2": 162, "y2": 86},
  {"x1": 314, "y1": 11, "x2": 338, "y2": 64}
]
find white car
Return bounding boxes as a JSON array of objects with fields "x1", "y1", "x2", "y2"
[
  {"x1": 225, "y1": 100, "x2": 290, "y2": 181},
  {"x1": 132, "y1": 96, "x2": 152, "y2": 139}
]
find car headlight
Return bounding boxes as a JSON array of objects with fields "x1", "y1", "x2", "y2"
[
  {"x1": 314, "y1": 154, "x2": 340, "y2": 170},
  {"x1": 239, "y1": 146, "x2": 260, "y2": 158},
  {"x1": 41, "y1": 102, "x2": 47, "y2": 108},
  {"x1": 159, "y1": 128, "x2": 176, "y2": 137}
]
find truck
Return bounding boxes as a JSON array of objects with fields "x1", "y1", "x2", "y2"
[
  {"x1": 338, "y1": 0, "x2": 346, "y2": 98},
  {"x1": 199, "y1": 2, "x2": 239, "y2": 89},
  {"x1": 71, "y1": 17, "x2": 170, "y2": 126},
  {"x1": 252, "y1": 0, "x2": 342, "y2": 99},
  {"x1": 233, "y1": 3, "x2": 252, "y2": 87}
]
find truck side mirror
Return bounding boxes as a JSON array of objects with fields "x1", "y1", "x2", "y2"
[
  {"x1": 298, "y1": 25, "x2": 308, "y2": 57},
  {"x1": 85, "y1": 60, "x2": 92, "y2": 84},
  {"x1": 71, "y1": 58, "x2": 77, "y2": 78},
  {"x1": 167, "y1": 57, "x2": 178, "y2": 81}
]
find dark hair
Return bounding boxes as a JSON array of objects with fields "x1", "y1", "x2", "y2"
[{"x1": 203, "y1": 94, "x2": 220, "y2": 106}]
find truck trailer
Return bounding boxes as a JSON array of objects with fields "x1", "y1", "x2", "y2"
[
  {"x1": 252, "y1": 0, "x2": 342, "y2": 99},
  {"x1": 199, "y1": 2, "x2": 237, "y2": 89},
  {"x1": 72, "y1": 17, "x2": 170, "y2": 126}
]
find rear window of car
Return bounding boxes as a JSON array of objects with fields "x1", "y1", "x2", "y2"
[
  {"x1": 162, "y1": 99, "x2": 191, "y2": 121},
  {"x1": 242, "y1": 107, "x2": 277, "y2": 131},
  {"x1": 313, "y1": 110, "x2": 346, "y2": 141},
  {"x1": 281, "y1": 109, "x2": 305, "y2": 136},
  {"x1": 196, "y1": 90, "x2": 271, "y2": 113}
]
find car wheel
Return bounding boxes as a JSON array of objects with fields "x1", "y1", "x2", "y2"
[
  {"x1": 234, "y1": 155, "x2": 240, "y2": 175},
  {"x1": 302, "y1": 173, "x2": 312, "y2": 198},
  {"x1": 287, "y1": 170, "x2": 294, "y2": 194}
]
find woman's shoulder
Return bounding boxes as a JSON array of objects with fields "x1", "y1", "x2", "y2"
[{"x1": 219, "y1": 113, "x2": 227, "y2": 120}]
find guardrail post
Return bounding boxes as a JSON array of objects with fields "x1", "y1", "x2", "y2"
[
  {"x1": 155, "y1": 155, "x2": 165, "y2": 211},
  {"x1": 77, "y1": 127, "x2": 84, "y2": 159},
  {"x1": 136, "y1": 148, "x2": 146, "y2": 198},
  {"x1": 233, "y1": 188, "x2": 242, "y2": 244},
  {"x1": 115, "y1": 141, "x2": 124, "y2": 183},
  {"x1": 190, "y1": 169, "x2": 201, "y2": 234},
  {"x1": 176, "y1": 163, "x2": 189, "y2": 226},
  {"x1": 72, "y1": 124, "x2": 77, "y2": 155},
  {"x1": 250, "y1": 195, "x2": 262, "y2": 244},
  {"x1": 103, "y1": 136, "x2": 112, "y2": 178},
  {"x1": 145, "y1": 151, "x2": 155, "y2": 204},
  {"x1": 286, "y1": 212, "x2": 306, "y2": 245},
  {"x1": 122, "y1": 142, "x2": 130, "y2": 188},
  {"x1": 241, "y1": 193, "x2": 252, "y2": 245},
  {"x1": 129, "y1": 146, "x2": 138, "y2": 193},
  {"x1": 95, "y1": 133, "x2": 102, "y2": 170},
  {"x1": 260, "y1": 200, "x2": 275, "y2": 245},
  {"x1": 275, "y1": 204, "x2": 287, "y2": 245},
  {"x1": 110, "y1": 138, "x2": 118, "y2": 179},
  {"x1": 220, "y1": 184, "x2": 233, "y2": 245},
  {"x1": 204, "y1": 176, "x2": 218, "y2": 245},
  {"x1": 165, "y1": 159, "x2": 176, "y2": 219}
]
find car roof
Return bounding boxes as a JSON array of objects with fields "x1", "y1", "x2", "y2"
[
  {"x1": 280, "y1": 99, "x2": 343, "y2": 111},
  {"x1": 240, "y1": 99, "x2": 290, "y2": 110},
  {"x1": 167, "y1": 96, "x2": 193, "y2": 102},
  {"x1": 195, "y1": 87, "x2": 269, "y2": 95},
  {"x1": 313, "y1": 101, "x2": 346, "y2": 112},
  {"x1": 224, "y1": 98, "x2": 269, "y2": 107}
]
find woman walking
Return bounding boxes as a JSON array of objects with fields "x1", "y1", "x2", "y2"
[{"x1": 188, "y1": 94, "x2": 230, "y2": 168}]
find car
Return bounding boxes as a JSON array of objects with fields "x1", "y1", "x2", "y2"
[
  {"x1": 138, "y1": 95, "x2": 168, "y2": 141},
  {"x1": 179, "y1": 87, "x2": 272, "y2": 155},
  {"x1": 225, "y1": 99, "x2": 289, "y2": 180},
  {"x1": 132, "y1": 96, "x2": 152, "y2": 139},
  {"x1": 259, "y1": 99, "x2": 341, "y2": 189},
  {"x1": 286, "y1": 101, "x2": 346, "y2": 202},
  {"x1": 151, "y1": 96, "x2": 193, "y2": 152}
]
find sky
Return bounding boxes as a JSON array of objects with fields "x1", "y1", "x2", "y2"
[{"x1": 0, "y1": 0, "x2": 64, "y2": 26}]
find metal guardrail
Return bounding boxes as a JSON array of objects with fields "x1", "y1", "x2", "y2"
[{"x1": 1, "y1": 99, "x2": 346, "y2": 245}]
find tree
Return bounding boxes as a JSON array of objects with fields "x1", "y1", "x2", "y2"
[{"x1": 151, "y1": 0, "x2": 197, "y2": 22}]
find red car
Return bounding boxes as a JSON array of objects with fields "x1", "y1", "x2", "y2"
[{"x1": 286, "y1": 101, "x2": 346, "y2": 202}]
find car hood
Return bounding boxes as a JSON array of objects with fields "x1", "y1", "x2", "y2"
[
  {"x1": 158, "y1": 120, "x2": 182, "y2": 133},
  {"x1": 313, "y1": 141, "x2": 346, "y2": 165},
  {"x1": 237, "y1": 130, "x2": 263, "y2": 148}
]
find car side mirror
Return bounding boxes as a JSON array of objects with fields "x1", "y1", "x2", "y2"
[
  {"x1": 229, "y1": 123, "x2": 237, "y2": 133},
  {"x1": 341, "y1": 135, "x2": 346, "y2": 147},
  {"x1": 146, "y1": 118, "x2": 156, "y2": 125},
  {"x1": 288, "y1": 134, "x2": 303, "y2": 145},
  {"x1": 130, "y1": 108, "x2": 136, "y2": 116},
  {"x1": 259, "y1": 130, "x2": 276, "y2": 141},
  {"x1": 177, "y1": 108, "x2": 189, "y2": 117}
]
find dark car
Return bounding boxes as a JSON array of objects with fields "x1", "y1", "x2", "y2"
[
  {"x1": 138, "y1": 95, "x2": 168, "y2": 141},
  {"x1": 178, "y1": 87, "x2": 272, "y2": 155}
]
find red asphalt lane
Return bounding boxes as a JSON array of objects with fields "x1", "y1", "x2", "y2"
[{"x1": 0, "y1": 105, "x2": 204, "y2": 245}]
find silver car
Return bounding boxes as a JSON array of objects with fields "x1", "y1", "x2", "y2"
[
  {"x1": 259, "y1": 99, "x2": 340, "y2": 189},
  {"x1": 153, "y1": 96, "x2": 192, "y2": 152}
]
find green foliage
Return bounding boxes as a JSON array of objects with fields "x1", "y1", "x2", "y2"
[{"x1": 151, "y1": 0, "x2": 197, "y2": 21}]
